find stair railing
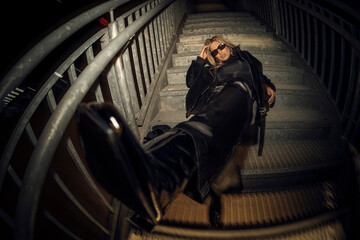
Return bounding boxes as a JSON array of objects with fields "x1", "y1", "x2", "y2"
[
  {"x1": 0, "y1": 0, "x2": 188, "y2": 239},
  {"x1": 246, "y1": 0, "x2": 360, "y2": 149}
]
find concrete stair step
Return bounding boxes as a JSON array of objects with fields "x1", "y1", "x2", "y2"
[
  {"x1": 179, "y1": 32, "x2": 274, "y2": 43},
  {"x1": 234, "y1": 140, "x2": 344, "y2": 189},
  {"x1": 183, "y1": 21, "x2": 261, "y2": 30},
  {"x1": 185, "y1": 16, "x2": 257, "y2": 25},
  {"x1": 167, "y1": 65, "x2": 305, "y2": 85},
  {"x1": 176, "y1": 40, "x2": 285, "y2": 54},
  {"x1": 182, "y1": 26, "x2": 267, "y2": 35},
  {"x1": 172, "y1": 51, "x2": 292, "y2": 67},
  {"x1": 186, "y1": 12, "x2": 253, "y2": 20},
  {"x1": 150, "y1": 106, "x2": 331, "y2": 140},
  {"x1": 159, "y1": 83, "x2": 322, "y2": 109}
]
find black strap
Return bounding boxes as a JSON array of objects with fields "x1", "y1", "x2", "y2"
[{"x1": 258, "y1": 106, "x2": 268, "y2": 156}]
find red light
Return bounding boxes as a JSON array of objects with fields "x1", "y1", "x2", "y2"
[{"x1": 100, "y1": 17, "x2": 109, "y2": 27}]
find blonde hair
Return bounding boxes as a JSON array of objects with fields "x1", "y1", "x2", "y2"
[{"x1": 205, "y1": 35, "x2": 236, "y2": 69}]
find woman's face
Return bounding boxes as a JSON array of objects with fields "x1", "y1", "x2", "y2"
[{"x1": 209, "y1": 41, "x2": 230, "y2": 61}]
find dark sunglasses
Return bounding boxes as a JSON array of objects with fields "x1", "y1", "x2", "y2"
[{"x1": 211, "y1": 43, "x2": 226, "y2": 57}]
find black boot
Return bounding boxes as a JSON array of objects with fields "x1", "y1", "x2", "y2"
[{"x1": 77, "y1": 103, "x2": 197, "y2": 227}]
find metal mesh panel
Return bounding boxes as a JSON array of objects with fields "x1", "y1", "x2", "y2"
[
  {"x1": 162, "y1": 194, "x2": 211, "y2": 226},
  {"x1": 220, "y1": 182, "x2": 338, "y2": 227}
]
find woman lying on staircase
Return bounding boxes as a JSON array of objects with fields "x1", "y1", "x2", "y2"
[{"x1": 77, "y1": 35, "x2": 276, "y2": 228}]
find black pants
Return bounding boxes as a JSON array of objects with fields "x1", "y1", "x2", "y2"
[{"x1": 171, "y1": 81, "x2": 253, "y2": 200}]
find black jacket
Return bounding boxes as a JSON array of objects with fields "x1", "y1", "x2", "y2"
[{"x1": 185, "y1": 46, "x2": 276, "y2": 117}]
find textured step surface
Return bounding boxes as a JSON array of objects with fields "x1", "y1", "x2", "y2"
[
  {"x1": 159, "y1": 83, "x2": 322, "y2": 109},
  {"x1": 179, "y1": 33, "x2": 274, "y2": 43},
  {"x1": 182, "y1": 26, "x2": 267, "y2": 35},
  {"x1": 150, "y1": 107, "x2": 332, "y2": 141},
  {"x1": 158, "y1": 181, "x2": 340, "y2": 228},
  {"x1": 219, "y1": 140, "x2": 345, "y2": 190},
  {"x1": 176, "y1": 40, "x2": 285, "y2": 53},
  {"x1": 128, "y1": 221, "x2": 346, "y2": 240},
  {"x1": 167, "y1": 65, "x2": 305, "y2": 85},
  {"x1": 172, "y1": 51, "x2": 292, "y2": 67}
]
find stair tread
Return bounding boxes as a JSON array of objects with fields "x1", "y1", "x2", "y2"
[
  {"x1": 153, "y1": 181, "x2": 343, "y2": 229},
  {"x1": 173, "y1": 51, "x2": 293, "y2": 67},
  {"x1": 179, "y1": 33, "x2": 275, "y2": 42},
  {"x1": 152, "y1": 106, "x2": 330, "y2": 126},
  {"x1": 186, "y1": 12, "x2": 252, "y2": 18},
  {"x1": 182, "y1": 26, "x2": 267, "y2": 34},
  {"x1": 236, "y1": 140, "x2": 343, "y2": 173},
  {"x1": 167, "y1": 65, "x2": 304, "y2": 76},
  {"x1": 176, "y1": 41, "x2": 285, "y2": 53},
  {"x1": 160, "y1": 83, "x2": 315, "y2": 95},
  {"x1": 183, "y1": 21, "x2": 261, "y2": 29},
  {"x1": 173, "y1": 50, "x2": 291, "y2": 58}
]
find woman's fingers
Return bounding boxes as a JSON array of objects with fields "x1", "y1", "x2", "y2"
[
  {"x1": 200, "y1": 45, "x2": 208, "y2": 59},
  {"x1": 267, "y1": 87, "x2": 275, "y2": 104}
]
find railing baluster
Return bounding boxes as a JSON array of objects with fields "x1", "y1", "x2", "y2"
[
  {"x1": 157, "y1": 6, "x2": 165, "y2": 59},
  {"x1": 128, "y1": 13, "x2": 146, "y2": 107},
  {"x1": 328, "y1": 28, "x2": 336, "y2": 95},
  {"x1": 151, "y1": 18, "x2": 160, "y2": 71},
  {"x1": 100, "y1": 28, "x2": 126, "y2": 117},
  {"x1": 68, "y1": 64, "x2": 77, "y2": 84},
  {"x1": 25, "y1": 123, "x2": 38, "y2": 146},
  {"x1": 284, "y1": 2, "x2": 290, "y2": 42},
  {"x1": 300, "y1": 10, "x2": 306, "y2": 58},
  {"x1": 279, "y1": 0, "x2": 285, "y2": 36},
  {"x1": 42, "y1": 209, "x2": 81, "y2": 240},
  {"x1": 137, "y1": 16, "x2": 151, "y2": 92},
  {"x1": 118, "y1": 17, "x2": 141, "y2": 114},
  {"x1": 8, "y1": 165, "x2": 22, "y2": 188},
  {"x1": 66, "y1": 139, "x2": 114, "y2": 212},
  {"x1": 109, "y1": 199, "x2": 121, "y2": 240},
  {"x1": 294, "y1": 6, "x2": 299, "y2": 52},
  {"x1": 161, "y1": 8, "x2": 168, "y2": 49},
  {"x1": 289, "y1": 4, "x2": 295, "y2": 46},
  {"x1": 0, "y1": 208, "x2": 15, "y2": 229},
  {"x1": 266, "y1": 0, "x2": 272, "y2": 27},
  {"x1": 313, "y1": 18, "x2": 319, "y2": 73},
  {"x1": 342, "y1": 48, "x2": 358, "y2": 124},
  {"x1": 86, "y1": 46, "x2": 104, "y2": 103},
  {"x1": 320, "y1": 22, "x2": 327, "y2": 83},
  {"x1": 46, "y1": 89, "x2": 57, "y2": 113},
  {"x1": 143, "y1": 5, "x2": 156, "y2": 83},
  {"x1": 165, "y1": 6, "x2": 171, "y2": 47},
  {"x1": 167, "y1": 6, "x2": 172, "y2": 45},
  {"x1": 110, "y1": 19, "x2": 139, "y2": 136},
  {"x1": 50, "y1": 169, "x2": 110, "y2": 235},
  {"x1": 306, "y1": 12, "x2": 312, "y2": 65},
  {"x1": 335, "y1": 36, "x2": 346, "y2": 110},
  {"x1": 152, "y1": 1, "x2": 162, "y2": 67}
]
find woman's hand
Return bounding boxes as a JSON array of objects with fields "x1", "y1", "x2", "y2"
[
  {"x1": 263, "y1": 84, "x2": 275, "y2": 105},
  {"x1": 200, "y1": 45, "x2": 208, "y2": 59}
]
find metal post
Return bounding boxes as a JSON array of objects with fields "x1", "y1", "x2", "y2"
[{"x1": 108, "y1": 21, "x2": 140, "y2": 137}]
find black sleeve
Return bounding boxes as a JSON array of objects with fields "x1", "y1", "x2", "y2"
[
  {"x1": 186, "y1": 57, "x2": 206, "y2": 88},
  {"x1": 244, "y1": 51, "x2": 276, "y2": 92}
]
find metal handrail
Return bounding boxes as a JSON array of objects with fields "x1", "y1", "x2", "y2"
[
  {"x1": 0, "y1": 29, "x2": 107, "y2": 191},
  {"x1": 248, "y1": 0, "x2": 360, "y2": 148},
  {"x1": 0, "y1": 0, "x2": 131, "y2": 109},
  {"x1": 13, "y1": 0, "x2": 177, "y2": 238}
]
